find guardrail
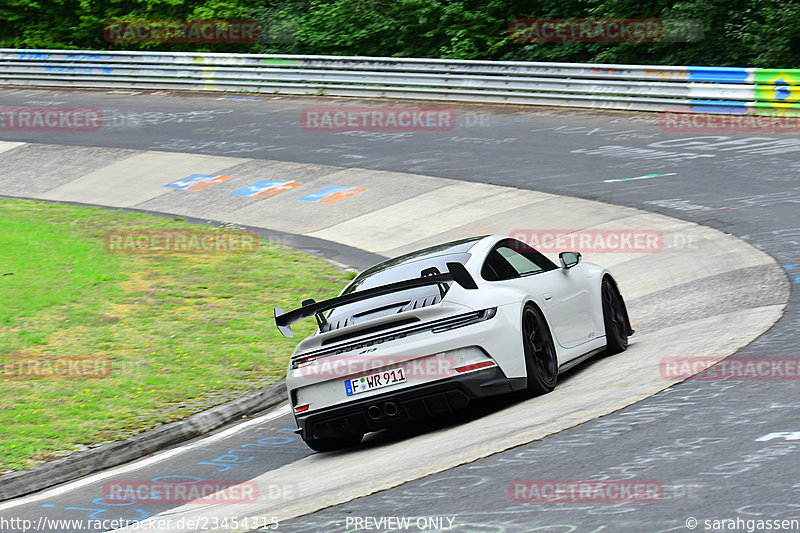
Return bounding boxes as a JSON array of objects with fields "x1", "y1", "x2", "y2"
[{"x1": 1, "y1": 49, "x2": 798, "y2": 114}]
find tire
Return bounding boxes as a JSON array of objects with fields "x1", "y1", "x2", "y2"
[
  {"x1": 522, "y1": 303, "x2": 558, "y2": 396},
  {"x1": 602, "y1": 276, "x2": 632, "y2": 355},
  {"x1": 303, "y1": 433, "x2": 363, "y2": 452}
]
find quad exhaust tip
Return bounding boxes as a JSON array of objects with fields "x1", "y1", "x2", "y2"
[
  {"x1": 367, "y1": 402, "x2": 399, "y2": 420},
  {"x1": 384, "y1": 401, "x2": 399, "y2": 417}
]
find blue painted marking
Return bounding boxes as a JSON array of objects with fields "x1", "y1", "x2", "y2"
[
  {"x1": 298, "y1": 185, "x2": 351, "y2": 202},
  {"x1": 688, "y1": 67, "x2": 749, "y2": 83},
  {"x1": 209, "y1": 453, "x2": 254, "y2": 464},
  {"x1": 65, "y1": 54, "x2": 107, "y2": 61},
  {"x1": 65, "y1": 507, "x2": 148, "y2": 520},
  {"x1": 689, "y1": 105, "x2": 748, "y2": 114},
  {"x1": 231, "y1": 180, "x2": 297, "y2": 197},
  {"x1": 164, "y1": 174, "x2": 213, "y2": 189},
  {"x1": 197, "y1": 434, "x2": 299, "y2": 472},
  {"x1": 93, "y1": 496, "x2": 136, "y2": 507},
  {"x1": 238, "y1": 437, "x2": 292, "y2": 447},
  {"x1": 297, "y1": 185, "x2": 361, "y2": 203},
  {"x1": 689, "y1": 99, "x2": 748, "y2": 108},
  {"x1": 45, "y1": 67, "x2": 111, "y2": 74},
  {"x1": 259, "y1": 437, "x2": 291, "y2": 444},
  {"x1": 18, "y1": 53, "x2": 51, "y2": 60},
  {"x1": 41, "y1": 504, "x2": 54, "y2": 507},
  {"x1": 198, "y1": 461, "x2": 234, "y2": 471},
  {"x1": 784, "y1": 264, "x2": 800, "y2": 283},
  {"x1": 773, "y1": 79, "x2": 791, "y2": 100}
]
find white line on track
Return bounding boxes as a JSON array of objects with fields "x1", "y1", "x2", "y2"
[
  {"x1": 603, "y1": 172, "x2": 677, "y2": 183},
  {"x1": 0, "y1": 403, "x2": 291, "y2": 511}
]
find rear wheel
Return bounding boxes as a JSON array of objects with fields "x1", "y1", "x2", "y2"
[
  {"x1": 602, "y1": 277, "x2": 631, "y2": 355},
  {"x1": 303, "y1": 433, "x2": 363, "y2": 452},
  {"x1": 522, "y1": 304, "x2": 558, "y2": 396}
]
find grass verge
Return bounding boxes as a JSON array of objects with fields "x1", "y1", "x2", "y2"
[{"x1": 0, "y1": 198, "x2": 351, "y2": 473}]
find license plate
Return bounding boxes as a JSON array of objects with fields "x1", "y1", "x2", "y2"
[{"x1": 345, "y1": 367, "x2": 406, "y2": 396}]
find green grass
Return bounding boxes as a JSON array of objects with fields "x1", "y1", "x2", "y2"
[{"x1": 0, "y1": 198, "x2": 351, "y2": 472}]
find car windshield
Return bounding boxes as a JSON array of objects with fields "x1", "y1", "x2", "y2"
[{"x1": 342, "y1": 236, "x2": 483, "y2": 295}]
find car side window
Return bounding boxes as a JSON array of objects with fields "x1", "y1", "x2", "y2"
[{"x1": 481, "y1": 239, "x2": 557, "y2": 281}]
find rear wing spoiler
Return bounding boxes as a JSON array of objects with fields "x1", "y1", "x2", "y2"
[{"x1": 274, "y1": 262, "x2": 478, "y2": 337}]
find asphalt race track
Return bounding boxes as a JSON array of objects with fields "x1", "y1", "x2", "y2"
[{"x1": 1, "y1": 87, "x2": 799, "y2": 533}]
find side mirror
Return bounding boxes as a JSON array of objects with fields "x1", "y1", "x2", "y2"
[{"x1": 559, "y1": 251, "x2": 581, "y2": 270}]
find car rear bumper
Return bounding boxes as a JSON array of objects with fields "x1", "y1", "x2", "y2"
[{"x1": 295, "y1": 366, "x2": 525, "y2": 441}]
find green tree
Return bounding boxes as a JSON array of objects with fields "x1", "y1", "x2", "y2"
[{"x1": 0, "y1": 0, "x2": 798, "y2": 67}]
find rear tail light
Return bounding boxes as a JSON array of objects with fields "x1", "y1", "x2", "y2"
[
  {"x1": 431, "y1": 307, "x2": 497, "y2": 333},
  {"x1": 455, "y1": 361, "x2": 496, "y2": 373},
  {"x1": 294, "y1": 404, "x2": 309, "y2": 414}
]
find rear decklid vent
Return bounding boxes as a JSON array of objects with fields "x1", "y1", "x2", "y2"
[
  {"x1": 320, "y1": 317, "x2": 419, "y2": 346},
  {"x1": 318, "y1": 292, "x2": 444, "y2": 335},
  {"x1": 406, "y1": 294, "x2": 442, "y2": 311}
]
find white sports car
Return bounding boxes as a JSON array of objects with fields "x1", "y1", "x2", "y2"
[{"x1": 275, "y1": 235, "x2": 633, "y2": 451}]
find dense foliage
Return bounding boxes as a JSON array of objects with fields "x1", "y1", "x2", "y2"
[{"x1": 1, "y1": 0, "x2": 798, "y2": 67}]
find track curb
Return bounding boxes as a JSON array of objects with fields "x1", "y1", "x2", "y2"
[{"x1": 0, "y1": 381, "x2": 287, "y2": 501}]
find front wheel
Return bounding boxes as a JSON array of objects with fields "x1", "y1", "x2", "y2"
[
  {"x1": 303, "y1": 433, "x2": 363, "y2": 452},
  {"x1": 522, "y1": 304, "x2": 558, "y2": 396},
  {"x1": 601, "y1": 277, "x2": 632, "y2": 355}
]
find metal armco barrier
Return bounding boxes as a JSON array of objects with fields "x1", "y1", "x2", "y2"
[{"x1": 1, "y1": 49, "x2": 798, "y2": 114}]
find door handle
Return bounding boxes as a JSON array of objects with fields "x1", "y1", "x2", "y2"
[{"x1": 544, "y1": 293, "x2": 553, "y2": 301}]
